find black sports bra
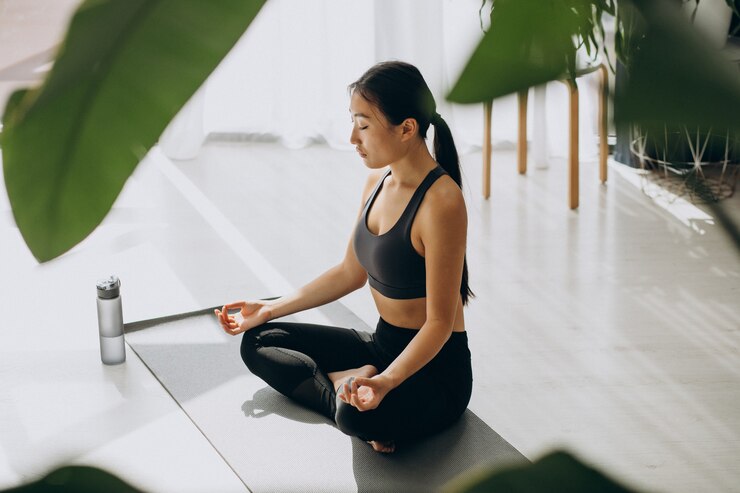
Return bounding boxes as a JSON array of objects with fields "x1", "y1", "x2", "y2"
[{"x1": 353, "y1": 166, "x2": 446, "y2": 299}]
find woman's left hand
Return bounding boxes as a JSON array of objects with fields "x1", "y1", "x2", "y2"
[{"x1": 339, "y1": 374, "x2": 395, "y2": 412}]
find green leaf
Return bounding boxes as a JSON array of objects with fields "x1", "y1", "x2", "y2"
[
  {"x1": 0, "y1": 0, "x2": 266, "y2": 262},
  {"x1": 448, "y1": 0, "x2": 577, "y2": 103},
  {"x1": 444, "y1": 450, "x2": 638, "y2": 493},
  {"x1": 4, "y1": 465, "x2": 143, "y2": 492},
  {"x1": 615, "y1": 0, "x2": 740, "y2": 131}
]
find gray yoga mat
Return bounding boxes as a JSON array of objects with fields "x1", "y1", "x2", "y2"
[{"x1": 125, "y1": 303, "x2": 528, "y2": 493}]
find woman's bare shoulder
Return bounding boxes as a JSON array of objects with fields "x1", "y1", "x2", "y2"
[
  {"x1": 417, "y1": 174, "x2": 467, "y2": 233},
  {"x1": 426, "y1": 174, "x2": 465, "y2": 211}
]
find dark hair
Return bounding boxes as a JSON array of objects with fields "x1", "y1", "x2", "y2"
[{"x1": 349, "y1": 61, "x2": 474, "y2": 305}]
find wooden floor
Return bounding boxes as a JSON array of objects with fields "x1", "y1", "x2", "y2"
[{"x1": 1, "y1": 139, "x2": 738, "y2": 492}]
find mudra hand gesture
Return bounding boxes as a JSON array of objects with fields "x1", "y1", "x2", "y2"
[
  {"x1": 338, "y1": 374, "x2": 394, "y2": 412},
  {"x1": 215, "y1": 301, "x2": 272, "y2": 335}
]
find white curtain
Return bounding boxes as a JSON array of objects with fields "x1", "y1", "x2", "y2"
[{"x1": 160, "y1": 0, "x2": 602, "y2": 161}]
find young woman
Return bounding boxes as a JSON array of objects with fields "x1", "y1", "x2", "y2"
[{"x1": 215, "y1": 61, "x2": 473, "y2": 453}]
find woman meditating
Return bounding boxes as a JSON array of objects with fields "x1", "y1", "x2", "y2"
[{"x1": 216, "y1": 61, "x2": 473, "y2": 453}]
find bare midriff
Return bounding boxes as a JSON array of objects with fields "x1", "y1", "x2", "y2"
[{"x1": 370, "y1": 288, "x2": 466, "y2": 332}]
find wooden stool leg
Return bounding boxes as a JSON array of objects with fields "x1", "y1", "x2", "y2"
[
  {"x1": 566, "y1": 79, "x2": 579, "y2": 209},
  {"x1": 598, "y1": 64, "x2": 608, "y2": 184},
  {"x1": 518, "y1": 89, "x2": 528, "y2": 174},
  {"x1": 483, "y1": 100, "x2": 492, "y2": 199}
]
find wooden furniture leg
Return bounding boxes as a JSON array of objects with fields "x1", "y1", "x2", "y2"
[
  {"x1": 483, "y1": 100, "x2": 492, "y2": 199},
  {"x1": 518, "y1": 89, "x2": 528, "y2": 175},
  {"x1": 564, "y1": 78, "x2": 579, "y2": 210},
  {"x1": 598, "y1": 63, "x2": 608, "y2": 184}
]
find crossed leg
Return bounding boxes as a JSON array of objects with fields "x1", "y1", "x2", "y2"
[
  {"x1": 241, "y1": 322, "x2": 395, "y2": 452},
  {"x1": 241, "y1": 321, "x2": 457, "y2": 453}
]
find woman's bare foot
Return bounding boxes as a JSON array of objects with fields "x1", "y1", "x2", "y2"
[
  {"x1": 368, "y1": 440, "x2": 396, "y2": 453},
  {"x1": 328, "y1": 364, "x2": 378, "y2": 393}
]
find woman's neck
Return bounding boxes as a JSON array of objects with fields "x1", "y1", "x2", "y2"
[{"x1": 387, "y1": 139, "x2": 438, "y2": 188}]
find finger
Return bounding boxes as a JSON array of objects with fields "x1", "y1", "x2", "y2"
[
  {"x1": 220, "y1": 313, "x2": 237, "y2": 333},
  {"x1": 215, "y1": 310, "x2": 225, "y2": 325},
  {"x1": 224, "y1": 317, "x2": 237, "y2": 331},
  {"x1": 221, "y1": 310, "x2": 237, "y2": 326},
  {"x1": 343, "y1": 382, "x2": 355, "y2": 404},
  {"x1": 215, "y1": 311, "x2": 229, "y2": 330},
  {"x1": 350, "y1": 393, "x2": 366, "y2": 411},
  {"x1": 353, "y1": 377, "x2": 369, "y2": 388},
  {"x1": 224, "y1": 301, "x2": 247, "y2": 311},
  {"x1": 225, "y1": 326, "x2": 242, "y2": 336}
]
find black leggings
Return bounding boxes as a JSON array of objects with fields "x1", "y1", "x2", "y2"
[{"x1": 240, "y1": 317, "x2": 473, "y2": 444}]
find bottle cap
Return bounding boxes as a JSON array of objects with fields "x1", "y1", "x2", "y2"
[{"x1": 96, "y1": 275, "x2": 121, "y2": 299}]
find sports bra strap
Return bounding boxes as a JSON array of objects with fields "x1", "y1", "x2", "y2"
[
  {"x1": 362, "y1": 169, "x2": 392, "y2": 213},
  {"x1": 397, "y1": 166, "x2": 446, "y2": 225}
]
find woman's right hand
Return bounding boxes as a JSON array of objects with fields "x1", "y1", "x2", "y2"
[{"x1": 214, "y1": 300, "x2": 273, "y2": 336}]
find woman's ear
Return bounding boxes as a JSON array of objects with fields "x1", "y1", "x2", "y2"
[{"x1": 399, "y1": 118, "x2": 418, "y2": 142}]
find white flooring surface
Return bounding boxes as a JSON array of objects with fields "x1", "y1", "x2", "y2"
[{"x1": 1, "y1": 140, "x2": 739, "y2": 492}]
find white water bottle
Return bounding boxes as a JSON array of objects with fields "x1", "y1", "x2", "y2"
[{"x1": 96, "y1": 275, "x2": 126, "y2": 365}]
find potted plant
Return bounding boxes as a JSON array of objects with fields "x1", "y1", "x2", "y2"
[
  {"x1": 625, "y1": 0, "x2": 740, "y2": 202},
  {"x1": 466, "y1": 0, "x2": 740, "y2": 204}
]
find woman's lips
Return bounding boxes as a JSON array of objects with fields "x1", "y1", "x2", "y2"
[{"x1": 356, "y1": 148, "x2": 367, "y2": 158}]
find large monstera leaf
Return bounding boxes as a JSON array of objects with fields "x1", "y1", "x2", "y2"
[
  {"x1": 1, "y1": 0, "x2": 266, "y2": 262},
  {"x1": 447, "y1": 0, "x2": 580, "y2": 104}
]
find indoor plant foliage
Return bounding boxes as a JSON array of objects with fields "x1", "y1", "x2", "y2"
[
  {"x1": 463, "y1": 0, "x2": 617, "y2": 104},
  {"x1": 458, "y1": 0, "x2": 740, "y2": 250},
  {"x1": 461, "y1": 0, "x2": 740, "y2": 220},
  {"x1": 620, "y1": 0, "x2": 740, "y2": 202},
  {"x1": 461, "y1": 0, "x2": 740, "y2": 131},
  {"x1": 0, "y1": 0, "x2": 266, "y2": 262},
  {"x1": 1, "y1": 0, "x2": 739, "y2": 263}
]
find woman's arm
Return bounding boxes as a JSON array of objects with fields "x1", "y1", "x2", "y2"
[
  {"x1": 266, "y1": 239, "x2": 367, "y2": 320},
  {"x1": 344, "y1": 178, "x2": 468, "y2": 409},
  {"x1": 266, "y1": 170, "x2": 384, "y2": 319},
  {"x1": 217, "y1": 170, "x2": 384, "y2": 334}
]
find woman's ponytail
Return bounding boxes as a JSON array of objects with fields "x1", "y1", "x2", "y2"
[
  {"x1": 431, "y1": 113, "x2": 474, "y2": 306},
  {"x1": 431, "y1": 113, "x2": 461, "y2": 190}
]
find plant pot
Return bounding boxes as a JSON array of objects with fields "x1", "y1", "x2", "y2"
[{"x1": 630, "y1": 125, "x2": 740, "y2": 201}]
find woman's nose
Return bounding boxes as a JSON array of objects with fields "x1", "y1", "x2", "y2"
[{"x1": 349, "y1": 127, "x2": 359, "y2": 145}]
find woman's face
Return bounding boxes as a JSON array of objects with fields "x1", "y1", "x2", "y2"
[{"x1": 349, "y1": 92, "x2": 405, "y2": 169}]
